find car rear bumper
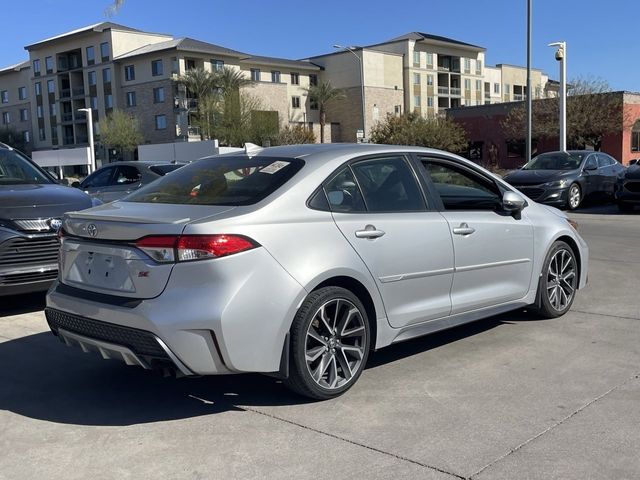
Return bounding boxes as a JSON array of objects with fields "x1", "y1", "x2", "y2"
[
  {"x1": 45, "y1": 247, "x2": 307, "y2": 376},
  {"x1": 615, "y1": 191, "x2": 640, "y2": 203}
]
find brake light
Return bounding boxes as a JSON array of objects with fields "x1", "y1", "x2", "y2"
[{"x1": 135, "y1": 234, "x2": 258, "y2": 263}]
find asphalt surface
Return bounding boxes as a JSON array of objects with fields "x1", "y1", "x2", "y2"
[{"x1": 1, "y1": 204, "x2": 639, "y2": 480}]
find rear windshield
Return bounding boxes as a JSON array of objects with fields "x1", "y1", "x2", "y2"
[
  {"x1": 0, "y1": 148, "x2": 52, "y2": 185},
  {"x1": 523, "y1": 152, "x2": 584, "y2": 171},
  {"x1": 124, "y1": 155, "x2": 304, "y2": 206},
  {"x1": 149, "y1": 164, "x2": 185, "y2": 176}
]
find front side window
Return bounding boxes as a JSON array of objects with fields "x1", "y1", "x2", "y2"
[
  {"x1": 104, "y1": 94, "x2": 113, "y2": 108},
  {"x1": 125, "y1": 156, "x2": 304, "y2": 206},
  {"x1": 33, "y1": 59, "x2": 41, "y2": 76},
  {"x1": 211, "y1": 59, "x2": 224, "y2": 72},
  {"x1": 413, "y1": 51, "x2": 421, "y2": 67},
  {"x1": 494, "y1": 83, "x2": 500, "y2": 94},
  {"x1": 35, "y1": 82, "x2": 42, "y2": 96},
  {"x1": 0, "y1": 90, "x2": 7, "y2": 103},
  {"x1": 309, "y1": 74, "x2": 318, "y2": 86},
  {"x1": 422, "y1": 159, "x2": 502, "y2": 211},
  {"x1": 351, "y1": 156, "x2": 426, "y2": 212},
  {"x1": 45, "y1": 56, "x2": 54, "y2": 74},
  {"x1": 82, "y1": 166, "x2": 114, "y2": 188},
  {"x1": 152, "y1": 59, "x2": 163, "y2": 76},
  {"x1": 427, "y1": 74, "x2": 434, "y2": 86},
  {"x1": 291, "y1": 96, "x2": 300, "y2": 108},
  {"x1": 426, "y1": 53, "x2": 433, "y2": 68},
  {"x1": 153, "y1": 87, "x2": 165, "y2": 103},
  {"x1": 290, "y1": 72, "x2": 299, "y2": 85},
  {"x1": 20, "y1": 108, "x2": 28, "y2": 121},
  {"x1": 126, "y1": 91, "x2": 136, "y2": 107},
  {"x1": 114, "y1": 166, "x2": 142, "y2": 184},
  {"x1": 88, "y1": 71, "x2": 96, "y2": 86},
  {"x1": 103, "y1": 68, "x2": 111, "y2": 83},
  {"x1": 47, "y1": 80, "x2": 55, "y2": 94},
  {"x1": 413, "y1": 73, "x2": 420, "y2": 85}
]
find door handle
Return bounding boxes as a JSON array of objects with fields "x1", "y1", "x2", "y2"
[
  {"x1": 453, "y1": 223, "x2": 475, "y2": 236},
  {"x1": 355, "y1": 225, "x2": 386, "y2": 239}
]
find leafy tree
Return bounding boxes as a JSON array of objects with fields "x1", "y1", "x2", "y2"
[
  {"x1": 275, "y1": 125, "x2": 316, "y2": 145},
  {"x1": 98, "y1": 109, "x2": 143, "y2": 159},
  {"x1": 370, "y1": 113, "x2": 468, "y2": 153},
  {"x1": 502, "y1": 77, "x2": 628, "y2": 151},
  {"x1": 177, "y1": 68, "x2": 218, "y2": 140},
  {"x1": 304, "y1": 81, "x2": 344, "y2": 143},
  {"x1": 0, "y1": 127, "x2": 29, "y2": 154}
]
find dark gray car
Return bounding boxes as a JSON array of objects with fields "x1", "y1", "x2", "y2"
[
  {"x1": 0, "y1": 143, "x2": 94, "y2": 296},
  {"x1": 78, "y1": 161, "x2": 184, "y2": 203},
  {"x1": 504, "y1": 150, "x2": 625, "y2": 210}
]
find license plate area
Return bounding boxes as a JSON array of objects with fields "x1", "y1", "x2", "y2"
[{"x1": 71, "y1": 251, "x2": 136, "y2": 292}]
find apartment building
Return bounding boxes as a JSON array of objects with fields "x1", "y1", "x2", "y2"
[{"x1": 0, "y1": 22, "x2": 556, "y2": 163}]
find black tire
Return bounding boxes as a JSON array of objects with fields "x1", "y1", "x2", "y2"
[
  {"x1": 284, "y1": 286, "x2": 371, "y2": 400},
  {"x1": 534, "y1": 241, "x2": 578, "y2": 319},
  {"x1": 566, "y1": 183, "x2": 582, "y2": 210},
  {"x1": 618, "y1": 202, "x2": 634, "y2": 213}
]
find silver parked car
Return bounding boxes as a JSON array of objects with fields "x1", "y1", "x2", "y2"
[{"x1": 46, "y1": 144, "x2": 588, "y2": 399}]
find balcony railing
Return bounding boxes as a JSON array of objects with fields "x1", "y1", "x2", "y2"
[
  {"x1": 60, "y1": 89, "x2": 71, "y2": 99},
  {"x1": 61, "y1": 112, "x2": 73, "y2": 122},
  {"x1": 72, "y1": 87, "x2": 85, "y2": 96},
  {"x1": 187, "y1": 126, "x2": 200, "y2": 137},
  {"x1": 75, "y1": 111, "x2": 86, "y2": 121},
  {"x1": 450, "y1": 87, "x2": 461, "y2": 96},
  {"x1": 514, "y1": 94, "x2": 525, "y2": 101},
  {"x1": 438, "y1": 86, "x2": 449, "y2": 95},
  {"x1": 484, "y1": 92, "x2": 491, "y2": 99}
]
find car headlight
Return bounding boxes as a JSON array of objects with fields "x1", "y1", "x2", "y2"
[{"x1": 544, "y1": 179, "x2": 569, "y2": 188}]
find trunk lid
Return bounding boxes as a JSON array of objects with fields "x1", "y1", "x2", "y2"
[{"x1": 60, "y1": 201, "x2": 236, "y2": 298}]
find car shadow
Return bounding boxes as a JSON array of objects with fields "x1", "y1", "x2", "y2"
[
  {"x1": 0, "y1": 309, "x2": 548, "y2": 427},
  {"x1": 0, "y1": 292, "x2": 47, "y2": 318}
]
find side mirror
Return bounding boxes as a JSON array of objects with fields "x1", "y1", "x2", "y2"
[
  {"x1": 584, "y1": 163, "x2": 598, "y2": 171},
  {"x1": 503, "y1": 191, "x2": 526, "y2": 213},
  {"x1": 71, "y1": 181, "x2": 81, "y2": 188}
]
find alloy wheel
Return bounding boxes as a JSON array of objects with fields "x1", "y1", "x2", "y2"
[
  {"x1": 546, "y1": 248, "x2": 577, "y2": 312},
  {"x1": 305, "y1": 298, "x2": 367, "y2": 390},
  {"x1": 569, "y1": 185, "x2": 581, "y2": 209}
]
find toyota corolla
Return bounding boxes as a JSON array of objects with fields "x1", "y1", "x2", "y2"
[{"x1": 46, "y1": 144, "x2": 588, "y2": 399}]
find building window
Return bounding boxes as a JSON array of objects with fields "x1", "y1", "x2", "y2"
[
  {"x1": 475, "y1": 80, "x2": 482, "y2": 90},
  {"x1": 535, "y1": 86, "x2": 542, "y2": 99},
  {"x1": 152, "y1": 59, "x2": 163, "y2": 76},
  {"x1": 126, "y1": 91, "x2": 136, "y2": 107},
  {"x1": 211, "y1": 59, "x2": 224, "y2": 72},
  {"x1": 35, "y1": 82, "x2": 42, "y2": 96},
  {"x1": 427, "y1": 97, "x2": 434, "y2": 108},
  {"x1": 464, "y1": 58, "x2": 471, "y2": 74},
  {"x1": 104, "y1": 94, "x2": 113, "y2": 109},
  {"x1": 291, "y1": 96, "x2": 300, "y2": 108},
  {"x1": 90, "y1": 96, "x2": 98, "y2": 110},
  {"x1": 0, "y1": 90, "x2": 7, "y2": 103},
  {"x1": 250, "y1": 68, "x2": 260, "y2": 81},
  {"x1": 23, "y1": 131, "x2": 30, "y2": 143},
  {"x1": 310, "y1": 99, "x2": 318, "y2": 110},
  {"x1": 427, "y1": 74, "x2": 434, "y2": 86},
  {"x1": 413, "y1": 51, "x2": 421, "y2": 67},
  {"x1": 51, "y1": 127, "x2": 58, "y2": 145},
  {"x1": 49, "y1": 103, "x2": 56, "y2": 116},
  {"x1": 88, "y1": 71, "x2": 96, "y2": 86},
  {"x1": 86, "y1": 46, "x2": 95, "y2": 65},
  {"x1": 631, "y1": 121, "x2": 640, "y2": 152},
  {"x1": 45, "y1": 56, "x2": 54, "y2": 74},
  {"x1": 124, "y1": 65, "x2": 135, "y2": 81},
  {"x1": 413, "y1": 73, "x2": 420, "y2": 85},
  {"x1": 464, "y1": 78, "x2": 471, "y2": 91},
  {"x1": 47, "y1": 80, "x2": 55, "y2": 94},
  {"x1": 36, "y1": 105, "x2": 43, "y2": 118},
  {"x1": 20, "y1": 108, "x2": 28, "y2": 121},
  {"x1": 290, "y1": 72, "x2": 299, "y2": 85},
  {"x1": 309, "y1": 74, "x2": 318, "y2": 86},
  {"x1": 153, "y1": 87, "x2": 165, "y2": 103},
  {"x1": 476, "y1": 60, "x2": 482, "y2": 75},
  {"x1": 39, "y1": 127, "x2": 45, "y2": 141},
  {"x1": 103, "y1": 68, "x2": 111, "y2": 83},
  {"x1": 414, "y1": 94, "x2": 421, "y2": 107},
  {"x1": 271, "y1": 70, "x2": 281, "y2": 83},
  {"x1": 18, "y1": 87, "x2": 27, "y2": 100},
  {"x1": 494, "y1": 83, "x2": 500, "y2": 94},
  {"x1": 2, "y1": 112, "x2": 9, "y2": 124},
  {"x1": 155, "y1": 114, "x2": 167, "y2": 130},
  {"x1": 33, "y1": 59, "x2": 41, "y2": 77},
  {"x1": 504, "y1": 83, "x2": 511, "y2": 94},
  {"x1": 100, "y1": 42, "x2": 109, "y2": 62}
]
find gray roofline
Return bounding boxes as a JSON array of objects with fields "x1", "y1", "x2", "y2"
[
  {"x1": 238, "y1": 55, "x2": 321, "y2": 70},
  {"x1": 0, "y1": 60, "x2": 30, "y2": 75},
  {"x1": 364, "y1": 32, "x2": 485, "y2": 52},
  {"x1": 304, "y1": 46, "x2": 403, "y2": 61}
]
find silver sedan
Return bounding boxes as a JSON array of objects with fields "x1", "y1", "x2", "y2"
[{"x1": 46, "y1": 144, "x2": 588, "y2": 399}]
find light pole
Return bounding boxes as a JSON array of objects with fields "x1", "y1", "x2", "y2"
[
  {"x1": 526, "y1": 0, "x2": 532, "y2": 163},
  {"x1": 77, "y1": 108, "x2": 96, "y2": 173},
  {"x1": 333, "y1": 44, "x2": 366, "y2": 142},
  {"x1": 548, "y1": 41, "x2": 567, "y2": 151}
]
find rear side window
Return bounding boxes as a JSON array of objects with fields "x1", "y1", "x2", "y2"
[
  {"x1": 324, "y1": 167, "x2": 366, "y2": 213},
  {"x1": 114, "y1": 166, "x2": 142, "y2": 185},
  {"x1": 422, "y1": 159, "x2": 502, "y2": 211},
  {"x1": 149, "y1": 164, "x2": 184, "y2": 176},
  {"x1": 351, "y1": 156, "x2": 425, "y2": 212},
  {"x1": 124, "y1": 156, "x2": 304, "y2": 206}
]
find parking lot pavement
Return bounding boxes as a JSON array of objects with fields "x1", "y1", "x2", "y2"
[{"x1": 1, "y1": 206, "x2": 639, "y2": 480}]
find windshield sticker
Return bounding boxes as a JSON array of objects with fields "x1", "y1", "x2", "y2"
[{"x1": 260, "y1": 161, "x2": 289, "y2": 174}]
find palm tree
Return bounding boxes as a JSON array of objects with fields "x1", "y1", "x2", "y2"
[
  {"x1": 214, "y1": 67, "x2": 254, "y2": 92},
  {"x1": 305, "y1": 81, "x2": 345, "y2": 143},
  {"x1": 177, "y1": 68, "x2": 217, "y2": 140}
]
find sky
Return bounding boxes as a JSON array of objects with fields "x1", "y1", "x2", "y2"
[{"x1": 1, "y1": 0, "x2": 638, "y2": 92}]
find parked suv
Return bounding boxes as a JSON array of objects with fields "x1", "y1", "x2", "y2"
[{"x1": 0, "y1": 143, "x2": 94, "y2": 296}]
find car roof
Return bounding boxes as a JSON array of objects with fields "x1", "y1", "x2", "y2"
[{"x1": 98, "y1": 161, "x2": 184, "y2": 168}]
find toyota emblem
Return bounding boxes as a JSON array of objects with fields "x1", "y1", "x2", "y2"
[
  {"x1": 49, "y1": 218, "x2": 63, "y2": 232},
  {"x1": 86, "y1": 223, "x2": 98, "y2": 237}
]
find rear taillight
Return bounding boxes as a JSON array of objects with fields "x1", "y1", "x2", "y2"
[{"x1": 135, "y1": 234, "x2": 259, "y2": 263}]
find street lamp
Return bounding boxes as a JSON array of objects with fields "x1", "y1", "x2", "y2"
[
  {"x1": 548, "y1": 41, "x2": 567, "y2": 151},
  {"x1": 77, "y1": 108, "x2": 96, "y2": 173},
  {"x1": 333, "y1": 44, "x2": 366, "y2": 142},
  {"x1": 525, "y1": 0, "x2": 532, "y2": 163}
]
